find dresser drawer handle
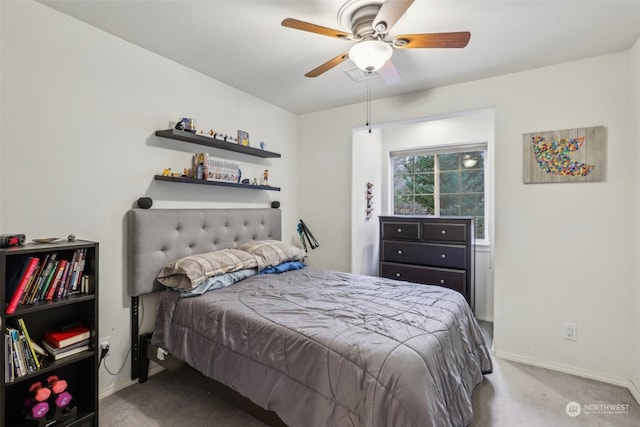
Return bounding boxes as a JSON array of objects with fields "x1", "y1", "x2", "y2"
[
  {"x1": 441, "y1": 254, "x2": 446, "y2": 259},
  {"x1": 441, "y1": 230, "x2": 446, "y2": 234},
  {"x1": 397, "y1": 250, "x2": 403, "y2": 255},
  {"x1": 396, "y1": 273, "x2": 401, "y2": 278},
  {"x1": 397, "y1": 228, "x2": 402, "y2": 233},
  {"x1": 440, "y1": 279, "x2": 445, "y2": 284}
]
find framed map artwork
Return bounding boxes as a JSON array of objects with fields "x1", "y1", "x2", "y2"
[{"x1": 522, "y1": 126, "x2": 606, "y2": 184}]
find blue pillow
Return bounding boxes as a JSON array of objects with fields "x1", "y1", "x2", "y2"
[
  {"x1": 258, "y1": 261, "x2": 305, "y2": 275},
  {"x1": 176, "y1": 268, "x2": 257, "y2": 297}
]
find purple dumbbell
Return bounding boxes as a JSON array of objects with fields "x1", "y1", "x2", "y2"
[
  {"x1": 31, "y1": 401, "x2": 49, "y2": 419},
  {"x1": 55, "y1": 391, "x2": 72, "y2": 409}
]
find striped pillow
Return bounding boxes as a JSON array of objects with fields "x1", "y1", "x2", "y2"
[
  {"x1": 239, "y1": 240, "x2": 306, "y2": 271},
  {"x1": 156, "y1": 248, "x2": 258, "y2": 289}
]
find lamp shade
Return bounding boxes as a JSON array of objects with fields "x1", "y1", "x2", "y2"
[{"x1": 349, "y1": 40, "x2": 393, "y2": 72}]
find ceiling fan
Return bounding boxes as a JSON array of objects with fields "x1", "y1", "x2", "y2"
[{"x1": 281, "y1": 0, "x2": 470, "y2": 78}]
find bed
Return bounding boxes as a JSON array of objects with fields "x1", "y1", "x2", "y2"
[{"x1": 128, "y1": 208, "x2": 492, "y2": 427}]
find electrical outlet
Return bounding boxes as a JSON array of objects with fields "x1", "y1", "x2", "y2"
[
  {"x1": 100, "y1": 336, "x2": 111, "y2": 355},
  {"x1": 563, "y1": 323, "x2": 577, "y2": 341}
]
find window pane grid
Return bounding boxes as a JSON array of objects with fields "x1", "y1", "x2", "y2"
[{"x1": 392, "y1": 149, "x2": 486, "y2": 239}]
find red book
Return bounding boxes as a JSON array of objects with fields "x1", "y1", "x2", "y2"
[
  {"x1": 5, "y1": 257, "x2": 40, "y2": 314},
  {"x1": 44, "y1": 325, "x2": 91, "y2": 348},
  {"x1": 45, "y1": 260, "x2": 67, "y2": 300}
]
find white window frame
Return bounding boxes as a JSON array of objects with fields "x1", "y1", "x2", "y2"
[{"x1": 389, "y1": 142, "x2": 489, "y2": 244}]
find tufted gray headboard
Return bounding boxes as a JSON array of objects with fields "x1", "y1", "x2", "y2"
[{"x1": 127, "y1": 208, "x2": 282, "y2": 297}]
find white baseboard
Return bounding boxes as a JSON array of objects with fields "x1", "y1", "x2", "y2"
[
  {"x1": 495, "y1": 350, "x2": 640, "y2": 405},
  {"x1": 475, "y1": 313, "x2": 493, "y2": 322},
  {"x1": 99, "y1": 364, "x2": 164, "y2": 400},
  {"x1": 629, "y1": 379, "x2": 640, "y2": 406}
]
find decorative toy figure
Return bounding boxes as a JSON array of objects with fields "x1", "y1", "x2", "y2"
[
  {"x1": 252, "y1": 178, "x2": 258, "y2": 185},
  {"x1": 262, "y1": 169, "x2": 269, "y2": 186}
]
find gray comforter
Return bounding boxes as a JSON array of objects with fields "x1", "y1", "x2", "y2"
[{"x1": 152, "y1": 267, "x2": 492, "y2": 427}]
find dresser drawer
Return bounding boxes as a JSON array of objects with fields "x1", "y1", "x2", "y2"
[
  {"x1": 422, "y1": 222, "x2": 468, "y2": 242},
  {"x1": 381, "y1": 221, "x2": 420, "y2": 240},
  {"x1": 382, "y1": 241, "x2": 466, "y2": 269},
  {"x1": 380, "y1": 262, "x2": 466, "y2": 295}
]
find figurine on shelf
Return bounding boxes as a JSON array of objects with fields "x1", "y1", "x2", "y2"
[
  {"x1": 162, "y1": 168, "x2": 171, "y2": 176},
  {"x1": 262, "y1": 169, "x2": 269, "y2": 186},
  {"x1": 252, "y1": 178, "x2": 258, "y2": 185},
  {"x1": 175, "y1": 117, "x2": 196, "y2": 133},
  {"x1": 238, "y1": 130, "x2": 250, "y2": 146}
]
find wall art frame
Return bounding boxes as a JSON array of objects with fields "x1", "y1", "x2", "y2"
[{"x1": 522, "y1": 125, "x2": 606, "y2": 184}]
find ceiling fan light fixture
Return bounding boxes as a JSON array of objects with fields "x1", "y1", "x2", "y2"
[
  {"x1": 462, "y1": 154, "x2": 478, "y2": 168},
  {"x1": 349, "y1": 40, "x2": 392, "y2": 72}
]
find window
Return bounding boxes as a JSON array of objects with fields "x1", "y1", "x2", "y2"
[{"x1": 391, "y1": 146, "x2": 486, "y2": 239}]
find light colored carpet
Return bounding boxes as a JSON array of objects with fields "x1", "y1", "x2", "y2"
[{"x1": 99, "y1": 321, "x2": 640, "y2": 426}]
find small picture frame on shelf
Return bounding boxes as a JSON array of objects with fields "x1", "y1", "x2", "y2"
[{"x1": 238, "y1": 130, "x2": 250, "y2": 146}]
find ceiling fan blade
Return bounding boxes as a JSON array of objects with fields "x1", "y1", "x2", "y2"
[
  {"x1": 373, "y1": 0, "x2": 415, "y2": 35},
  {"x1": 379, "y1": 59, "x2": 401, "y2": 85},
  {"x1": 393, "y1": 32, "x2": 471, "y2": 49},
  {"x1": 305, "y1": 52, "x2": 349, "y2": 78},
  {"x1": 282, "y1": 18, "x2": 352, "y2": 39}
]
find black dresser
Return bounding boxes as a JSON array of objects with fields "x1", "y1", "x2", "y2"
[{"x1": 379, "y1": 216, "x2": 475, "y2": 311}]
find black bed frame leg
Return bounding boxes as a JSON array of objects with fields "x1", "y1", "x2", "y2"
[
  {"x1": 139, "y1": 333, "x2": 152, "y2": 383},
  {"x1": 131, "y1": 296, "x2": 152, "y2": 383},
  {"x1": 131, "y1": 296, "x2": 140, "y2": 381}
]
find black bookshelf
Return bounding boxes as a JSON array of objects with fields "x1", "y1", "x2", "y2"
[{"x1": 1, "y1": 240, "x2": 99, "y2": 427}]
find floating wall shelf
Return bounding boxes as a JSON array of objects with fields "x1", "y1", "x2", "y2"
[
  {"x1": 155, "y1": 129, "x2": 281, "y2": 158},
  {"x1": 154, "y1": 175, "x2": 281, "y2": 191}
]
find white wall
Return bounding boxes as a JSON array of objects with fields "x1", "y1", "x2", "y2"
[
  {"x1": 630, "y1": 38, "x2": 640, "y2": 402},
  {"x1": 2, "y1": 0, "x2": 638, "y2": 404},
  {"x1": 351, "y1": 128, "x2": 382, "y2": 275},
  {"x1": 299, "y1": 49, "x2": 638, "y2": 391},
  {"x1": 0, "y1": 1, "x2": 299, "y2": 397}
]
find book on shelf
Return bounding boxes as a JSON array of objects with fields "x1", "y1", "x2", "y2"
[
  {"x1": 38, "y1": 259, "x2": 59, "y2": 301},
  {"x1": 22, "y1": 253, "x2": 48, "y2": 305},
  {"x1": 41, "y1": 338, "x2": 90, "y2": 360},
  {"x1": 5, "y1": 333, "x2": 13, "y2": 382},
  {"x1": 56, "y1": 258, "x2": 72, "y2": 299},
  {"x1": 44, "y1": 325, "x2": 91, "y2": 348},
  {"x1": 5, "y1": 256, "x2": 39, "y2": 314},
  {"x1": 19, "y1": 334, "x2": 37, "y2": 374},
  {"x1": 45, "y1": 259, "x2": 67, "y2": 300},
  {"x1": 7, "y1": 327, "x2": 27, "y2": 378},
  {"x1": 28, "y1": 253, "x2": 58, "y2": 304},
  {"x1": 69, "y1": 248, "x2": 86, "y2": 294},
  {"x1": 20, "y1": 254, "x2": 48, "y2": 305},
  {"x1": 15, "y1": 317, "x2": 41, "y2": 370}
]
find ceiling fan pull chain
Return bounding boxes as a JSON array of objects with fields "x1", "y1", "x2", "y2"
[{"x1": 367, "y1": 78, "x2": 372, "y2": 133}]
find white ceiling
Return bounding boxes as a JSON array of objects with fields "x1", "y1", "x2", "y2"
[{"x1": 38, "y1": 0, "x2": 640, "y2": 114}]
